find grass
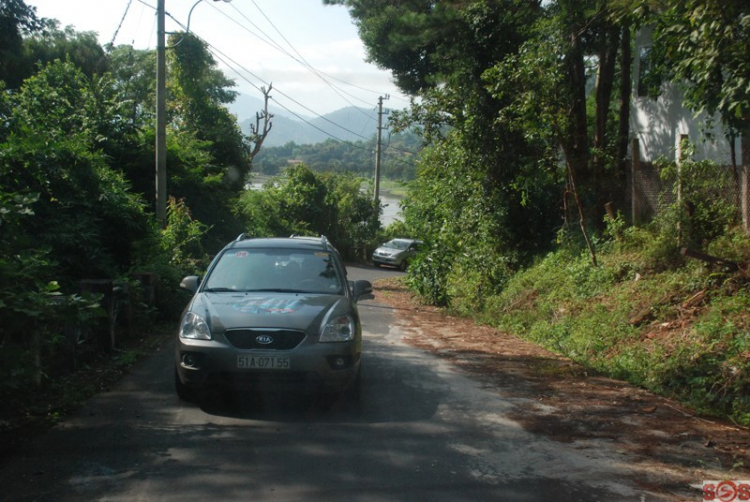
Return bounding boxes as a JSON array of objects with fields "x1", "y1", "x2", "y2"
[
  {"x1": 377, "y1": 178, "x2": 409, "y2": 197},
  {"x1": 452, "y1": 226, "x2": 750, "y2": 426}
]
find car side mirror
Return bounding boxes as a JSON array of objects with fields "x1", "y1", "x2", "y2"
[
  {"x1": 180, "y1": 275, "x2": 200, "y2": 294},
  {"x1": 351, "y1": 279, "x2": 373, "y2": 301}
]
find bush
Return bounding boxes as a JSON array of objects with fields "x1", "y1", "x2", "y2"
[
  {"x1": 237, "y1": 165, "x2": 379, "y2": 260},
  {"x1": 481, "y1": 218, "x2": 750, "y2": 425}
]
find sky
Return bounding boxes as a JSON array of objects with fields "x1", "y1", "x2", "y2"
[{"x1": 25, "y1": 0, "x2": 411, "y2": 119}]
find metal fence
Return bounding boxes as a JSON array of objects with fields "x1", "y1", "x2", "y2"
[{"x1": 628, "y1": 153, "x2": 750, "y2": 231}]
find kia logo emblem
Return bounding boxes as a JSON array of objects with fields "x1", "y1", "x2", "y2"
[{"x1": 256, "y1": 335, "x2": 274, "y2": 345}]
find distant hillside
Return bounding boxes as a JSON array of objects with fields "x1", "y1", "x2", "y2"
[
  {"x1": 226, "y1": 94, "x2": 383, "y2": 146},
  {"x1": 226, "y1": 93, "x2": 303, "y2": 123},
  {"x1": 239, "y1": 106, "x2": 380, "y2": 147}
]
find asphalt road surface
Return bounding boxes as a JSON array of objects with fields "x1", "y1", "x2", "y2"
[{"x1": 0, "y1": 265, "x2": 662, "y2": 501}]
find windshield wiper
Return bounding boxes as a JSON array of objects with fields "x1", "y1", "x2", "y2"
[{"x1": 202, "y1": 287, "x2": 235, "y2": 293}]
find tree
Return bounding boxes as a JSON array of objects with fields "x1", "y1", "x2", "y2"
[
  {"x1": 1, "y1": 59, "x2": 153, "y2": 282},
  {"x1": 329, "y1": 0, "x2": 645, "y2": 304},
  {"x1": 0, "y1": 0, "x2": 48, "y2": 88},
  {"x1": 20, "y1": 24, "x2": 107, "y2": 83},
  {"x1": 332, "y1": 0, "x2": 552, "y2": 215},
  {"x1": 330, "y1": 1, "x2": 563, "y2": 286},
  {"x1": 647, "y1": 0, "x2": 750, "y2": 136},
  {"x1": 238, "y1": 165, "x2": 378, "y2": 259},
  {"x1": 168, "y1": 32, "x2": 250, "y2": 190}
]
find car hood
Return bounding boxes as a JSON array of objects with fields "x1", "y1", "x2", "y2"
[{"x1": 188, "y1": 292, "x2": 351, "y2": 335}]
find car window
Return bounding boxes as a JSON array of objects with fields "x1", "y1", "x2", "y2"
[
  {"x1": 386, "y1": 240, "x2": 410, "y2": 250},
  {"x1": 204, "y1": 248, "x2": 344, "y2": 294}
]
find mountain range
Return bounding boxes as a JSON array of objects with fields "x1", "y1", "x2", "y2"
[{"x1": 226, "y1": 93, "x2": 382, "y2": 147}]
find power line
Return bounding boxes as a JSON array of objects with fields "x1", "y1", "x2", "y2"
[
  {"x1": 109, "y1": 0, "x2": 134, "y2": 47},
  {"x1": 246, "y1": 0, "x2": 378, "y2": 121},
  {"x1": 140, "y1": 3, "x2": 416, "y2": 153},
  {"x1": 165, "y1": 17, "x2": 374, "y2": 147},
  {"x1": 132, "y1": 1, "x2": 408, "y2": 114},
  {"x1": 209, "y1": 46, "x2": 374, "y2": 147},
  {"x1": 164, "y1": 11, "x2": 376, "y2": 143},
  {"x1": 216, "y1": 1, "x2": 378, "y2": 114}
]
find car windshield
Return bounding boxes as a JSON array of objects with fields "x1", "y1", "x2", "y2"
[
  {"x1": 203, "y1": 248, "x2": 344, "y2": 294},
  {"x1": 384, "y1": 240, "x2": 410, "y2": 250}
]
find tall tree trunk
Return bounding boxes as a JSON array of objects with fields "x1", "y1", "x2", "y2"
[
  {"x1": 593, "y1": 22, "x2": 619, "y2": 200},
  {"x1": 564, "y1": 26, "x2": 590, "y2": 199},
  {"x1": 742, "y1": 123, "x2": 750, "y2": 232},
  {"x1": 617, "y1": 24, "x2": 632, "y2": 186}
]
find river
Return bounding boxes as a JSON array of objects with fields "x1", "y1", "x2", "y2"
[{"x1": 379, "y1": 194, "x2": 403, "y2": 227}]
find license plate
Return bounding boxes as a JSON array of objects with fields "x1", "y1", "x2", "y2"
[{"x1": 237, "y1": 355, "x2": 290, "y2": 370}]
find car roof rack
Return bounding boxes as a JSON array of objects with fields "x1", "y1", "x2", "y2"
[{"x1": 290, "y1": 234, "x2": 330, "y2": 248}]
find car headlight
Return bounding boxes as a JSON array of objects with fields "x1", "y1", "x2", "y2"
[
  {"x1": 320, "y1": 315, "x2": 355, "y2": 342},
  {"x1": 180, "y1": 312, "x2": 212, "y2": 340}
]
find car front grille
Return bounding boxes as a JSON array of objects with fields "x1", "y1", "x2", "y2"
[{"x1": 224, "y1": 329, "x2": 306, "y2": 350}]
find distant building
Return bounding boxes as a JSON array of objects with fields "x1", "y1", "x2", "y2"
[{"x1": 629, "y1": 26, "x2": 748, "y2": 226}]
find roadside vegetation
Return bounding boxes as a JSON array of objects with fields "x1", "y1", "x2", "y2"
[
  {"x1": 396, "y1": 152, "x2": 750, "y2": 426},
  {"x1": 2, "y1": 0, "x2": 749, "y2": 432},
  {"x1": 332, "y1": 0, "x2": 750, "y2": 426},
  {"x1": 0, "y1": 3, "x2": 381, "y2": 428},
  {"x1": 253, "y1": 134, "x2": 420, "y2": 181},
  {"x1": 479, "y1": 219, "x2": 750, "y2": 426}
]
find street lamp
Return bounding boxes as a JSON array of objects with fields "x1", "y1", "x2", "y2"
[
  {"x1": 187, "y1": 0, "x2": 231, "y2": 33},
  {"x1": 155, "y1": 0, "x2": 232, "y2": 227}
]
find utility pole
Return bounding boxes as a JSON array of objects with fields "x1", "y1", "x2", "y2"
[
  {"x1": 373, "y1": 94, "x2": 389, "y2": 204},
  {"x1": 155, "y1": 0, "x2": 232, "y2": 227},
  {"x1": 155, "y1": 0, "x2": 167, "y2": 227}
]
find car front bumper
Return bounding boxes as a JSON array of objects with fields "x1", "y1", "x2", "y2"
[
  {"x1": 372, "y1": 254, "x2": 402, "y2": 267},
  {"x1": 175, "y1": 335, "x2": 361, "y2": 394}
]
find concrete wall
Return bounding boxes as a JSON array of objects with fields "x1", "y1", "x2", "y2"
[{"x1": 631, "y1": 27, "x2": 741, "y2": 165}]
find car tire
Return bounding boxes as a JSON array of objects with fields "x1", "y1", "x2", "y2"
[
  {"x1": 175, "y1": 367, "x2": 196, "y2": 402},
  {"x1": 399, "y1": 259, "x2": 408, "y2": 271}
]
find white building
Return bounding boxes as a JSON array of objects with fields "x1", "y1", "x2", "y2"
[{"x1": 629, "y1": 26, "x2": 748, "y2": 226}]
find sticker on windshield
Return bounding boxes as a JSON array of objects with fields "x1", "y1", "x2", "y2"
[
  {"x1": 234, "y1": 251, "x2": 249, "y2": 258},
  {"x1": 232, "y1": 297, "x2": 302, "y2": 314}
]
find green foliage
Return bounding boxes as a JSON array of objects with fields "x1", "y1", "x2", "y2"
[
  {"x1": 0, "y1": 0, "x2": 49, "y2": 88},
  {"x1": 20, "y1": 25, "x2": 107, "y2": 84},
  {"x1": 401, "y1": 132, "x2": 551, "y2": 307},
  {"x1": 168, "y1": 32, "x2": 249, "y2": 190},
  {"x1": 161, "y1": 197, "x2": 211, "y2": 275},
  {"x1": 484, "y1": 221, "x2": 750, "y2": 425},
  {"x1": 649, "y1": 0, "x2": 750, "y2": 131},
  {"x1": 340, "y1": 0, "x2": 571, "y2": 309},
  {"x1": 238, "y1": 165, "x2": 379, "y2": 260},
  {"x1": 657, "y1": 152, "x2": 737, "y2": 248},
  {"x1": 1, "y1": 129, "x2": 151, "y2": 282},
  {"x1": 254, "y1": 134, "x2": 421, "y2": 182}
]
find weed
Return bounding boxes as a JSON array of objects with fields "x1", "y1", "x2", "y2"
[{"x1": 479, "y1": 220, "x2": 750, "y2": 425}]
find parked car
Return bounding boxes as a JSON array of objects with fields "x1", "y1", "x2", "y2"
[
  {"x1": 372, "y1": 238, "x2": 424, "y2": 271},
  {"x1": 174, "y1": 235, "x2": 372, "y2": 403}
]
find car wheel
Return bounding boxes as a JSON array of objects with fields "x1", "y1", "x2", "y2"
[
  {"x1": 175, "y1": 367, "x2": 196, "y2": 402},
  {"x1": 399, "y1": 259, "x2": 408, "y2": 271}
]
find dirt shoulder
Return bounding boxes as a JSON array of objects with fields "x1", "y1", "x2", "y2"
[{"x1": 375, "y1": 278, "x2": 750, "y2": 496}]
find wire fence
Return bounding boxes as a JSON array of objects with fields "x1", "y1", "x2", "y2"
[{"x1": 629, "y1": 160, "x2": 750, "y2": 231}]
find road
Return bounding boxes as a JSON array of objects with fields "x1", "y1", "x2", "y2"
[{"x1": 0, "y1": 265, "x2": 673, "y2": 501}]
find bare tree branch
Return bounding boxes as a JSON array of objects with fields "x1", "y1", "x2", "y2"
[{"x1": 248, "y1": 84, "x2": 274, "y2": 162}]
